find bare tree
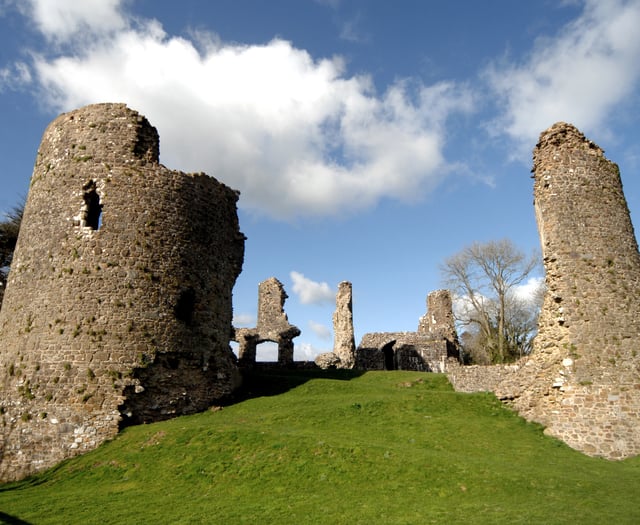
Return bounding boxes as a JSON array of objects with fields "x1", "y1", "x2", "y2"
[
  {"x1": 441, "y1": 239, "x2": 542, "y2": 364},
  {"x1": 0, "y1": 200, "x2": 24, "y2": 307}
]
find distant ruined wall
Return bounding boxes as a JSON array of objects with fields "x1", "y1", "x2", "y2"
[
  {"x1": 234, "y1": 277, "x2": 300, "y2": 366},
  {"x1": 356, "y1": 290, "x2": 459, "y2": 372},
  {"x1": 450, "y1": 123, "x2": 640, "y2": 459},
  {"x1": 0, "y1": 103, "x2": 245, "y2": 481},
  {"x1": 356, "y1": 332, "x2": 449, "y2": 372}
]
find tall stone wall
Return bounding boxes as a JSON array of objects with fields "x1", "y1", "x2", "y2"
[
  {"x1": 493, "y1": 123, "x2": 640, "y2": 459},
  {"x1": 0, "y1": 103, "x2": 245, "y2": 480}
]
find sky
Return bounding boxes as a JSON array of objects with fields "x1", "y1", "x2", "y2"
[{"x1": 1, "y1": 0, "x2": 640, "y2": 361}]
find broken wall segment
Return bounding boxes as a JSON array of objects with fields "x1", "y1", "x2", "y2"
[
  {"x1": 234, "y1": 277, "x2": 300, "y2": 366},
  {"x1": 356, "y1": 289, "x2": 460, "y2": 372},
  {"x1": 0, "y1": 103, "x2": 245, "y2": 481}
]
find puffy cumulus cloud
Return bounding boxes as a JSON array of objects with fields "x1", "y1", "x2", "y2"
[
  {"x1": 486, "y1": 0, "x2": 640, "y2": 153},
  {"x1": 290, "y1": 271, "x2": 334, "y2": 305},
  {"x1": 22, "y1": 6, "x2": 473, "y2": 219},
  {"x1": 308, "y1": 320, "x2": 332, "y2": 340},
  {"x1": 24, "y1": 0, "x2": 127, "y2": 42}
]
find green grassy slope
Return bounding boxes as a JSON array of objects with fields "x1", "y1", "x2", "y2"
[{"x1": 1, "y1": 370, "x2": 639, "y2": 524}]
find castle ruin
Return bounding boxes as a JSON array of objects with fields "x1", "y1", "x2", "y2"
[
  {"x1": 0, "y1": 103, "x2": 245, "y2": 481},
  {"x1": 356, "y1": 289, "x2": 460, "y2": 371},
  {"x1": 233, "y1": 277, "x2": 301, "y2": 366},
  {"x1": 449, "y1": 123, "x2": 640, "y2": 459}
]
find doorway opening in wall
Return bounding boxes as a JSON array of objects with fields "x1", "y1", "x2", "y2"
[
  {"x1": 383, "y1": 341, "x2": 396, "y2": 370},
  {"x1": 255, "y1": 341, "x2": 278, "y2": 362},
  {"x1": 82, "y1": 180, "x2": 102, "y2": 230}
]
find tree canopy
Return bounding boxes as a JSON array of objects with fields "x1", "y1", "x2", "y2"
[
  {"x1": 441, "y1": 239, "x2": 543, "y2": 364},
  {"x1": 0, "y1": 201, "x2": 24, "y2": 307}
]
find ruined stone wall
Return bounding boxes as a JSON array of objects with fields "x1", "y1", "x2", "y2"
[
  {"x1": 0, "y1": 103, "x2": 245, "y2": 480},
  {"x1": 446, "y1": 359, "x2": 520, "y2": 393},
  {"x1": 235, "y1": 277, "x2": 300, "y2": 366},
  {"x1": 332, "y1": 281, "x2": 355, "y2": 368},
  {"x1": 453, "y1": 123, "x2": 640, "y2": 459},
  {"x1": 356, "y1": 332, "x2": 449, "y2": 372},
  {"x1": 356, "y1": 289, "x2": 459, "y2": 372}
]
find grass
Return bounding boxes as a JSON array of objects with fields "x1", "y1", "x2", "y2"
[{"x1": 0, "y1": 369, "x2": 639, "y2": 524}]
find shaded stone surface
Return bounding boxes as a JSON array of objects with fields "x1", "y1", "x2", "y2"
[{"x1": 0, "y1": 103, "x2": 245, "y2": 481}]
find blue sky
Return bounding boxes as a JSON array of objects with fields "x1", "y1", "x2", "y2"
[{"x1": 1, "y1": 0, "x2": 640, "y2": 361}]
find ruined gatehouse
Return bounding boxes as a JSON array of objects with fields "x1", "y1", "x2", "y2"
[{"x1": 0, "y1": 103, "x2": 245, "y2": 481}]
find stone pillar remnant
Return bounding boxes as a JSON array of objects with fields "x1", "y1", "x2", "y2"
[{"x1": 332, "y1": 281, "x2": 356, "y2": 369}]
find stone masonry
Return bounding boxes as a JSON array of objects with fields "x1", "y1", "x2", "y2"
[
  {"x1": 356, "y1": 289, "x2": 460, "y2": 371},
  {"x1": 332, "y1": 281, "x2": 356, "y2": 368},
  {"x1": 449, "y1": 123, "x2": 640, "y2": 459},
  {"x1": 315, "y1": 281, "x2": 356, "y2": 370},
  {"x1": 0, "y1": 103, "x2": 245, "y2": 481},
  {"x1": 234, "y1": 277, "x2": 300, "y2": 366}
]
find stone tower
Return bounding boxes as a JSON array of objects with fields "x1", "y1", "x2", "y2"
[
  {"x1": 498, "y1": 122, "x2": 640, "y2": 458},
  {"x1": 0, "y1": 103, "x2": 245, "y2": 480}
]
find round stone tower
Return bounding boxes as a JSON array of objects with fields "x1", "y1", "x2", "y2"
[
  {"x1": 0, "y1": 103, "x2": 245, "y2": 480},
  {"x1": 498, "y1": 122, "x2": 640, "y2": 459}
]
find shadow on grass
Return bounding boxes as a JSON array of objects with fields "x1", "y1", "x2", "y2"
[
  {"x1": 0, "y1": 511, "x2": 33, "y2": 524},
  {"x1": 229, "y1": 365, "x2": 366, "y2": 404}
]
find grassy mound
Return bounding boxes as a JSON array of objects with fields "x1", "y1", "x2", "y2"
[{"x1": 1, "y1": 370, "x2": 639, "y2": 524}]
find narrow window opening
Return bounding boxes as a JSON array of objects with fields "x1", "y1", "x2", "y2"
[
  {"x1": 82, "y1": 180, "x2": 102, "y2": 230},
  {"x1": 174, "y1": 287, "x2": 196, "y2": 324}
]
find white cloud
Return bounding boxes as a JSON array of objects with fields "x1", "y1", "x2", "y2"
[
  {"x1": 232, "y1": 313, "x2": 256, "y2": 327},
  {"x1": 25, "y1": 0, "x2": 127, "y2": 42},
  {"x1": 255, "y1": 341, "x2": 278, "y2": 362},
  {"x1": 294, "y1": 342, "x2": 327, "y2": 361},
  {"x1": 0, "y1": 61, "x2": 31, "y2": 91},
  {"x1": 511, "y1": 276, "x2": 545, "y2": 305},
  {"x1": 18, "y1": 3, "x2": 473, "y2": 219},
  {"x1": 339, "y1": 12, "x2": 370, "y2": 44},
  {"x1": 309, "y1": 320, "x2": 332, "y2": 340},
  {"x1": 486, "y1": 0, "x2": 640, "y2": 153},
  {"x1": 290, "y1": 271, "x2": 334, "y2": 305}
]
